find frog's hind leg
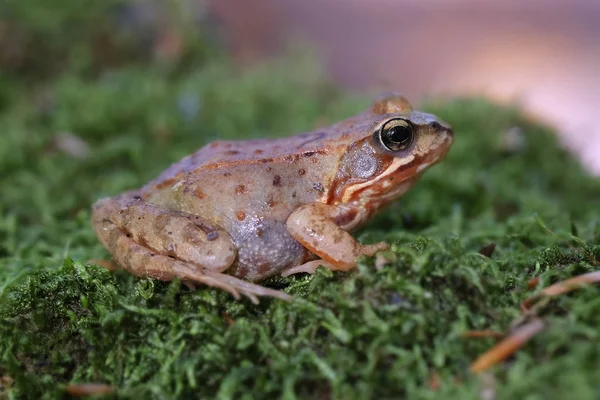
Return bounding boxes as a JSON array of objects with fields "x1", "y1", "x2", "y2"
[{"x1": 92, "y1": 192, "x2": 291, "y2": 303}]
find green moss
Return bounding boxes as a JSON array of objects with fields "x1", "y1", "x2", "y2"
[{"x1": 1, "y1": 1, "x2": 600, "y2": 399}]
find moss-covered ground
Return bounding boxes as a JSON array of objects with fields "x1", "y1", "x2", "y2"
[{"x1": 1, "y1": 2, "x2": 600, "y2": 399}]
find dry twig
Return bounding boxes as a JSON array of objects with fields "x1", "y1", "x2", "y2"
[
  {"x1": 470, "y1": 318, "x2": 545, "y2": 373},
  {"x1": 65, "y1": 383, "x2": 114, "y2": 397}
]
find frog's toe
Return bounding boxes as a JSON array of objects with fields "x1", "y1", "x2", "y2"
[
  {"x1": 281, "y1": 260, "x2": 333, "y2": 276},
  {"x1": 175, "y1": 265, "x2": 292, "y2": 303},
  {"x1": 360, "y1": 241, "x2": 391, "y2": 257},
  {"x1": 212, "y1": 273, "x2": 293, "y2": 303}
]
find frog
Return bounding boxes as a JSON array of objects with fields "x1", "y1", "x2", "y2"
[{"x1": 91, "y1": 93, "x2": 454, "y2": 303}]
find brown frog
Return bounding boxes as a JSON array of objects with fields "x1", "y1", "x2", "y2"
[{"x1": 92, "y1": 93, "x2": 454, "y2": 303}]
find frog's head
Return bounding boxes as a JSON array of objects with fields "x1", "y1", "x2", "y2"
[{"x1": 330, "y1": 93, "x2": 454, "y2": 211}]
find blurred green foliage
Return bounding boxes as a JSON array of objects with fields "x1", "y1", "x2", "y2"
[{"x1": 1, "y1": 1, "x2": 600, "y2": 399}]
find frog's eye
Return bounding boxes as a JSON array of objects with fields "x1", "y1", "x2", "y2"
[{"x1": 377, "y1": 118, "x2": 414, "y2": 152}]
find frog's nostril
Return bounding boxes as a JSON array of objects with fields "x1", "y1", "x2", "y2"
[{"x1": 429, "y1": 121, "x2": 442, "y2": 130}]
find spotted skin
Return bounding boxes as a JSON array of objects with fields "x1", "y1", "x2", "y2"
[{"x1": 91, "y1": 93, "x2": 454, "y2": 302}]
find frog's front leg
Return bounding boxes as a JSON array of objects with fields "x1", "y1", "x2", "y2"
[
  {"x1": 283, "y1": 202, "x2": 390, "y2": 276},
  {"x1": 92, "y1": 192, "x2": 291, "y2": 303}
]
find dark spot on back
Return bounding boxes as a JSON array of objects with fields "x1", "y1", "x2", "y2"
[
  {"x1": 236, "y1": 211, "x2": 246, "y2": 221},
  {"x1": 224, "y1": 172, "x2": 232, "y2": 177},
  {"x1": 273, "y1": 175, "x2": 282, "y2": 186},
  {"x1": 312, "y1": 182, "x2": 325, "y2": 192},
  {"x1": 254, "y1": 149, "x2": 263, "y2": 155},
  {"x1": 235, "y1": 185, "x2": 247, "y2": 195},
  {"x1": 225, "y1": 150, "x2": 239, "y2": 155},
  {"x1": 298, "y1": 168, "x2": 306, "y2": 176}
]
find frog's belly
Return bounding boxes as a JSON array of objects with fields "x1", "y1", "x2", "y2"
[{"x1": 227, "y1": 216, "x2": 311, "y2": 281}]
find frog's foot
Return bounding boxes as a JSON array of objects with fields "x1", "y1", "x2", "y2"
[
  {"x1": 174, "y1": 265, "x2": 293, "y2": 304},
  {"x1": 281, "y1": 242, "x2": 390, "y2": 277},
  {"x1": 286, "y1": 202, "x2": 391, "y2": 272},
  {"x1": 281, "y1": 260, "x2": 333, "y2": 277}
]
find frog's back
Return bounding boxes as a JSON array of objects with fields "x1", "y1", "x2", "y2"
[
  {"x1": 142, "y1": 145, "x2": 340, "y2": 224},
  {"x1": 143, "y1": 113, "x2": 376, "y2": 187}
]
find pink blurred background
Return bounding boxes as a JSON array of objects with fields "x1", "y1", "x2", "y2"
[{"x1": 207, "y1": 0, "x2": 600, "y2": 175}]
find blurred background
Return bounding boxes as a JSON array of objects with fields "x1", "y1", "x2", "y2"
[
  {"x1": 208, "y1": 0, "x2": 600, "y2": 175},
  {"x1": 2, "y1": 0, "x2": 599, "y2": 174}
]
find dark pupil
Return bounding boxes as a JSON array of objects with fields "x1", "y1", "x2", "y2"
[{"x1": 387, "y1": 125, "x2": 411, "y2": 145}]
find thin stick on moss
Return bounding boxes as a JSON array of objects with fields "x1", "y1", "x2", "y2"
[
  {"x1": 470, "y1": 318, "x2": 545, "y2": 374},
  {"x1": 461, "y1": 330, "x2": 504, "y2": 339},
  {"x1": 521, "y1": 270, "x2": 600, "y2": 310},
  {"x1": 64, "y1": 383, "x2": 114, "y2": 397}
]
